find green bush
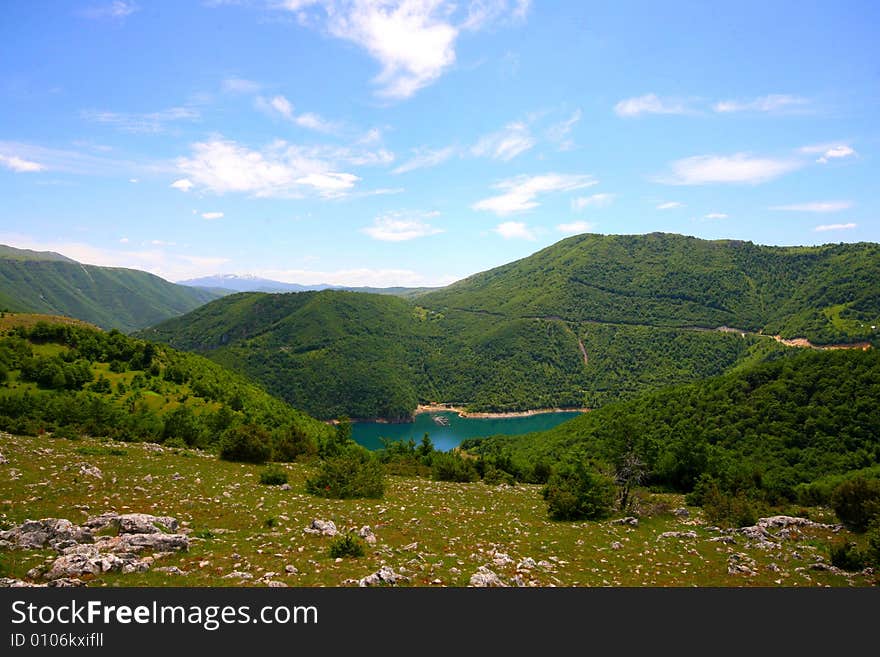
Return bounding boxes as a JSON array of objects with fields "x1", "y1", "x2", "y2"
[
  {"x1": 542, "y1": 464, "x2": 616, "y2": 521},
  {"x1": 482, "y1": 465, "x2": 516, "y2": 486},
  {"x1": 328, "y1": 532, "x2": 366, "y2": 559},
  {"x1": 431, "y1": 451, "x2": 479, "y2": 482},
  {"x1": 219, "y1": 424, "x2": 273, "y2": 464},
  {"x1": 306, "y1": 447, "x2": 385, "y2": 499},
  {"x1": 273, "y1": 424, "x2": 317, "y2": 462},
  {"x1": 259, "y1": 465, "x2": 289, "y2": 486},
  {"x1": 830, "y1": 540, "x2": 866, "y2": 571},
  {"x1": 865, "y1": 525, "x2": 880, "y2": 567},
  {"x1": 831, "y1": 477, "x2": 880, "y2": 533}
]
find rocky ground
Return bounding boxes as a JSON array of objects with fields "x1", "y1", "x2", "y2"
[{"x1": 0, "y1": 432, "x2": 876, "y2": 587}]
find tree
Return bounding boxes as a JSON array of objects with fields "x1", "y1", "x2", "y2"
[
  {"x1": 219, "y1": 424, "x2": 272, "y2": 464},
  {"x1": 542, "y1": 462, "x2": 616, "y2": 521}
]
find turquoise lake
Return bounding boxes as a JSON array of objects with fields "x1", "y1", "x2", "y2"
[{"x1": 352, "y1": 411, "x2": 583, "y2": 452}]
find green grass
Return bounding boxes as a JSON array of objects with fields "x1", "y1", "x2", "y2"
[{"x1": 1, "y1": 432, "x2": 874, "y2": 587}]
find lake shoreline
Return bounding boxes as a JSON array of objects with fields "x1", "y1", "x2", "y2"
[{"x1": 334, "y1": 405, "x2": 590, "y2": 425}]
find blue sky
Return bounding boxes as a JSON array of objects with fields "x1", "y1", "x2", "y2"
[{"x1": 1, "y1": 0, "x2": 877, "y2": 286}]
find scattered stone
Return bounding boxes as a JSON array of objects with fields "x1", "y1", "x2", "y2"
[
  {"x1": 171, "y1": 473, "x2": 184, "y2": 481},
  {"x1": 0, "y1": 452, "x2": 7, "y2": 465},
  {"x1": 357, "y1": 526, "x2": 377, "y2": 545},
  {"x1": 673, "y1": 508, "x2": 690, "y2": 519},
  {"x1": 610, "y1": 541, "x2": 623, "y2": 550},
  {"x1": 279, "y1": 484, "x2": 292, "y2": 491},
  {"x1": 303, "y1": 519, "x2": 338, "y2": 537},
  {"x1": 222, "y1": 571, "x2": 253, "y2": 580},
  {"x1": 143, "y1": 474, "x2": 153, "y2": 484},
  {"x1": 709, "y1": 536, "x2": 736, "y2": 544},
  {"x1": 284, "y1": 565, "x2": 298, "y2": 574},
  {"x1": 358, "y1": 566, "x2": 409, "y2": 587},
  {"x1": 111, "y1": 533, "x2": 189, "y2": 553},
  {"x1": 727, "y1": 553, "x2": 757, "y2": 577},
  {"x1": 611, "y1": 517, "x2": 639, "y2": 527},
  {"x1": 154, "y1": 566, "x2": 187, "y2": 575},
  {"x1": 657, "y1": 531, "x2": 698, "y2": 540},
  {"x1": 266, "y1": 580, "x2": 288, "y2": 587},
  {"x1": 469, "y1": 566, "x2": 507, "y2": 587}
]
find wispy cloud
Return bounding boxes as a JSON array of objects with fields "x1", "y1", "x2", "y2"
[
  {"x1": 657, "y1": 153, "x2": 802, "y2": 185},
  {"x1": 222, "y1": 77, "x2": 261, "y2": 94},
  {"x1": 361, "y1": 211, "x2": 443, "y2": 241},
  {"x1": 473, "y1": 173, "x2": 597, "y2": 216},
  {"x1": 656, "y1": 201, "x2": 684, "y2": 210},
  {"x1": 0, "y1": 153, "x2": 46, "y2": 172},
  {"x1": 713, "y1": 94, "x2": 808, "y2": 114},
  {"x1": 392, "y1": 146, "x2": 457, "y2": 174},
  {"x1": 614, "y1": 94, "x2": 690, "y2": 117},
  {"x1": 557, "y1": 221, "x2": 594, "y2": 235},
  {"x1": 771, "y1": 201, "x2": 853, "y2": 213},
  {"x1": 494, "y1": 221, "x2": 535, "y2": 240},
  {"x1": 170, "y1": 178, "x2": 194, "y2": 192},
  {"x1": 277, "y1": 1, "x2": 528, "y2": 99},
  {"x1": 256, "y1": 95, "x2": 341, "y2": 134},
  {"x1": 82, "y1": 106, "x2": 200, "y2": 133},
  {"x1": 815, "y1": 223, "x2": 857, "y2": 232},
  {"x1": 800, "y1": 143, "x2": 857, "y2": 164},
  {"x1": 572, "y1": 193, "x2": 614, "y2": 211},
  {"x1": 201, "y1": 211, "x2": 224, "y2": 220},
  {"x1": 546, "y1": 109, "x2": 581, "y2": 150},
  {"x1": 703, "y1": 212, "x2": 728, "y2": 220},
  {"x1": 79, "y1": 1, "x2": 139, "y2": 20},
  {"x1": 257, "y1": 264, "x2": 454, "y2": 287},
  {"x1": 0, "y1": 141, "x2": 157, "y2": 177},
  {"x1": 471, "y1": 121, "x2": 534, "y2": 161}
]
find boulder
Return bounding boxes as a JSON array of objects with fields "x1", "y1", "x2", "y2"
[
  {"x1": 357, "y1": 525, "x2": 377, "y2": 545},
  {"x1": 110, "y1": 533, "x2": 189, "y2": 553},
  {"x1": 78, "y1": 463, "x2": 103, "y2": 479},
  {"x1": 0, "y1": 518, "x2": 93, "y2": 550},
  {"x1": 517, "y1": 557, "x2": 537, "y2": 570},
  {"x1": 611, "y1": 517, "x2": 639, "y2": 527},
  {"x1": 85, "y1": 512, "x2": 179, "y2": 535},
  {"x1": 673, "y1": 508, "x2": 690, "y2": 519},
  {"x1": 610, "y1": 541, "x2": 623, "y2": 550},
  {"x1": 303, "y1": 519, "x2": 338, "y2": 536},
  {"x1": 492, "y1": 552, "x2": 514, "y2": 567},
  {"x1": 358, "y1": 566, "x2": 409, "y2": 587},
  {"x1": 469, "y1": 566, "x2": 507, "y2": 587},
  {"x1": 657, "y1": 531, "x2": 698, "y2": 540}
]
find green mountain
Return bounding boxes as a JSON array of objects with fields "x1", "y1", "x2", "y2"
[
  {"x1": 467, "y1": 348, "x2": 880, "y2": 504},
  {"x1": 0, "y1": 245, "x2": 223, "y2": 332},
  {"x1": 139, "y1": 233, "x2": 880, "y2": 421},
  {"x1": 0, "y1": 315, "x2": 333, "y2": 449}
]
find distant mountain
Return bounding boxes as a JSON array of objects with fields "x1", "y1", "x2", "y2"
[
  {"x1": 0, "y1": 244, "x2": 223, "y2": 333},
  {"x1": 178, "y1": 274, "x2": 435, "y2": 298},
  {"x1": 141, "y1": 233, "x2": 880, "y2": 421},
  {"x1": 178, "y1": 274, "x2": 335, "y2": 294}
]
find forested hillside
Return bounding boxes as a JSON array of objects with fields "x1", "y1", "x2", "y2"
[
  {"x1": 0, "y1": 315, "x2": 332, "y2": 449},
  {"x1": 0, "y1": 245, "x2": 221, "y2": 332}
]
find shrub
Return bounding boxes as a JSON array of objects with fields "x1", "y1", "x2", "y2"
[
  {"x1": 328, "y1": 532, "x2": 365, "y2": 559},
  {"x1": 306, "y1": 447, "x2": 385, "y2": 499},
  {"x1": 831, "y1": 477, "x2": 880, "y2": 533},
  {"x1": 259, "y1": 465, "x2": 289, "y2": 486},
  {"x1": 273, "y1": 424, "x2": 318, "y2": 462},
  {"x1": 542, "y1": 464, "x2": 616, "y2": 521},
  {"x1": 830, "y1": 540, "x2": 866, "y2": 571},
  {"x1": 482, "y1": 465, "x2": 516, "y2": 486},
  {"x1": 219, "y1": 424, "x2": 272, "y2": 464},
  {"x1": 431, "y1": 451, "x2": 479, "y2": 483},
  {"x1": 865, "y1": 525, "x2": 880, "y2": 567}
]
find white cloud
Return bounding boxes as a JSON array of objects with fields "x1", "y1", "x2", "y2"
[
  {"x1": 494, "y1": 221, "x2": 535, "y2": 240},
  {"x1": 170, "y1": 178, "x2": 194, "y2": 192},
  {"x1": 279, "y1": 1, "x2": 527, "y2": 99},
  {"x1": 572, "y1": 193, "x2": 614, "y2": 211},
  {"x1": 269, "y1": 95, "x2": 294, "y2": 120},
  {"x1": 800, "y1": 143, "x2": 857, "y2": 164},
  {"x1": 473, "y1": 173, "x2": 597, "y2": 216},
  {"x1": 472, "y1": 121, "x2": 535, "y2": 161},
  {"x1": 392, "y1": 146, "x2": 456, "y2": 174},
  {"x1": 771, "y1": 201, "x2": 853, "y2": 213},
  {"x1": 256, "y1": 95, "x2": 340, "y2": 133},
  {"x1": 80, "y1": 1, "x2": 139, "y2": 20},
  {"x1": 703, "y1": 212, "x2": 728, "y2": 220},
  {"x1": 119, "y1": 237, "x2": 129, "y2": 243},
  {"x1": 614, "y1": 94, "x2": 689, "y2": 117},
  {"x1": 0, "y1": 141, "x2": 156, "y2": 177},
  {"x1": 295, "y1": 112, "x2": 337, "y2": 133},
  {"x1": 361, "y1": 211, "x2": 444, "y2": 241},
  {"x1": 82, "y1": 106, "x2": 200, "y2": 133},
  {"x1": 174, "y1": 138, "x2": 363, "y2": 198},
  {"x1": 713, "y1": 94, "x2": 808, "y2": 114},
  {"x1": 128, "y1": 178, "x2": 139, "y2": 183},
  {"x1": 656, "y1": 201, "x2": 684, "y2": 210},
  {"x1": 658, "y1": 153, "x2": 802, "y2": 185},
  {"x1": 815, "y1": 223, "x2": 857, "y2": 232},
  {"x1": 0, "y1": 153, "x2": 46, "y2": 172},
  {"x1": 222, "y1": 77, "x2": 261, "y2": 94},
  {"x1": 557, "y1": 221, "x2": 594, "y2": 235},
  {"x1": 201, "y1": 211, "x2": 224, "y2": 220}
]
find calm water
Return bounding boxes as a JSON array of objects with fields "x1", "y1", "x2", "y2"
[{"x1": 352, "y1": 411, "x2": 583, "y2": 452}]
